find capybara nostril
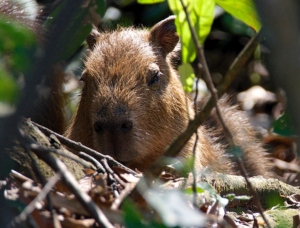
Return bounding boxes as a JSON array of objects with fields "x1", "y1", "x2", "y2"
[
  {"x1": 120, "y1": 120, "x2": 133, "y2": 133},
  {"x1": 94, "y1": 121, "x2": 104, "y2": 134}
]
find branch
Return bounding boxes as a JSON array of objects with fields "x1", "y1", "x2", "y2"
[
  {"x1": 32, "y1": 121, "x2": 137, "y2": 176},
  {"x1": 176, "y1": 170, "x2": 300, "y2": 199},
  {"x1": 8, "y1": 172, "x2": 62, "y2": 228},
  {"x1": 28, "y1": 143, "x2": 114, "y2": 228}
]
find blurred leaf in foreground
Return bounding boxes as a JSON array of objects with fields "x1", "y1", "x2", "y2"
[
  {"x1": 0, "y1": 15, "x2": 36, "y2": 72},
  {"x1": 0, "y1": 15, "x2": 37, "y2": 105},
  {"x1": 0, "y1": 68, "x2": 19, "y2": 104},
  {"x1": 143, "y1": 187, "x2": 207, "y2": 226}
]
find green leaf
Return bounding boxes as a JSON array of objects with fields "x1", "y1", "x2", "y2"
[
  {"x1": 122, "y1": 200, "x2": 145, "y2": 227},
  {"x1": 138, "y1": 0, "x2": 165, "y2": 4},
  {"x1": 0, "y1": 68, "x2": 19, "y2": 103},
  {"x1": 273, "y1": 112, "x2": 293, "y2": 136},
  {"x1": 179, "y1": 63, "x2": 195, "y2": 92},
  {"x1": 0, "y1": 15, "x2": 36, "y2": 72},
  {"x1": 185, "y1": 186, "x2": 205, "y2": 194},
  {"x1": 168, "y1": 0, "x2": 215, "y2": 63},
  {"x1": 216, "y1": 0, "x2": 261, "y2": 31}
]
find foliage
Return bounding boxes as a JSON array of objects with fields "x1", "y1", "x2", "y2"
[
  {"x1": 273, "y1": 112, "x2": 294, "y2": 136},
  {"x1": 0, "y1": 0, "x2": 105, "y2": 107},
  {"x1": 168, "y1": 0, "x2": 215, "y2": 63},
  {"x1": 138, "y1": 0, "x2": 260, "y2": 91},
  {"x1": 45, "y1": 0, "x2": 106, "y2": 62},
  {"x1": 0, "y1": 15, "x2": 36, "y2": 104},
  {"x1": 1, "y1": 0, "x2": 296, "y2": 227}
]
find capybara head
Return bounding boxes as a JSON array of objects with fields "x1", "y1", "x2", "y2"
[{"x1": 66, "y1": 17, "x2": 191, "y2": 171}]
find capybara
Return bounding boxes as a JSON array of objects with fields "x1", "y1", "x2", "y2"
[{"x1": 64, "y1": 16, "x2": 272, "y2": 176}]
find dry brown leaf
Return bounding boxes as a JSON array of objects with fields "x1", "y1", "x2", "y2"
[
  {"x1": 54, "y1": 180, "x2": 72, "y2": 194},
  {"x1": 94, "y1": 173, "x2": 107, "y2": 191},
  {"x1": 78, "y1": 175, "x2": 94, "y2": 193},
  {"x1": 60, "y1": 217, "x2": 95, "y2": 228},
  {"x1": 82, "y1": 169, "x2": 96, "y2": 176},
  {"x1": 51, "y1": 193, "x2": 90, "y2": 216}
]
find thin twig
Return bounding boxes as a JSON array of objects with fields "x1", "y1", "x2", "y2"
[
  {"x1": 101, "y1": 159, "x2": 115, "y2": 175},
  {"x1": 178, "y1": 1, "x2": 270, "y2": 227},
  {"x1": 179, "y1": 0, "x2": 240, "y2": 151},
  {"x1": 22, "y1": 136, "x2": 57, "y2": 227},
  {"x1": 29, "y1": 143, "x2": 114, "y2": 228},
  {"x1": 79, "y1": 152, "x2": 105, "y2": 173},
  {"x1": 110, "y1": 183, "x2": 135, "y2": 210},
  {"x1": 192, "y1": 77, "x2": 200, "y2": 207},
  {"x1": 10, "y1": 170, "x2": 33, "y2": 183},
  {"x1": 113, "y1": 173, "x2": 127, "y2": 188},
  {"x1": 101, "y1": 159, "x2": 120, "y2": 197},
  {"x1": 20, "y1": 125, "x2": 96, "y2": 170},
  {"x1": 32, "y1": 121, "x2": 137, "y2": 176},
  {"x1": 8, "y1": 172, "x2": 62, "y2": 228},
  {"x1": 50, "y1": 149, "x2": 96, "y2": 170}
]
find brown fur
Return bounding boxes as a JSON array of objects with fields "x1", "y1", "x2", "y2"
[
  {"x1": 65, "y1": 16, "x2": 272, "y2": 176},
  {"x1": 32, "y1": 67, "x2": 66, "y2": 135}
]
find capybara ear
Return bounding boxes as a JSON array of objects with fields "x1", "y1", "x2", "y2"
[
  {"x1": 86, "y1": 27, "x2": 101, "y2": 50},
  {"x1": 149, "y1": 16, "x2": 179, "y2": 55}
]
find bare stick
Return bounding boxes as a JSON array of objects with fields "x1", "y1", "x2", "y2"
[
  {"x1": 8, "y1": 172, "x2": 62, "y2": 228},
  {"x1": 178, "y1": 2, "x2": 270, "y2": 227},
  {"x1": 79, "y1": 152, "x2": 105, "y2": 173},
  {"x1": 50, "y1": 149, "x2": 96, "y2": 170},
  {"x1": 24, "y1": 144, "x2": 58, "y2": 227},
  {"x1": 10, "y1": 170, "x2": 33, "y2": 183},
  {"x1": 110, "y1": 183, "x2": 135, "y2": 210},
  {"x1": 29, "y1": 143, "x2": 114, "y2": 228},
  {"x1": 32, "y1": 121, "x2": 137, "y2": 176}
]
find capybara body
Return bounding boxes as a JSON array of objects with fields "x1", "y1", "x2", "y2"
[{"x1": 65, "y1": 16, "x2": 272, "y2": 176}]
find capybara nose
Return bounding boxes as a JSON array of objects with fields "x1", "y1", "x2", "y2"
[
  {"x1": 120, "y1": 120, "x2": 133, "y2": 133},
  {"x1": 94, "y1": 119, "x2": 133, "y2": 134}
]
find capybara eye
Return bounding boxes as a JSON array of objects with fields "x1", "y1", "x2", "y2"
[{"x1": 148, "y1": 72, "x2": 163, "y2": 86}]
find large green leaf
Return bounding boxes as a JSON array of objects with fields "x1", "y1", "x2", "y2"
[
  {"x1": 179, "y1": 63, "x2": 195, "y2": 92},
  {"x1": 216, "y1": 0, "x2": 261, "y2": 31},
  {"x1": 168, "y1": 0, "x2": 215, "y2": 63}
]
